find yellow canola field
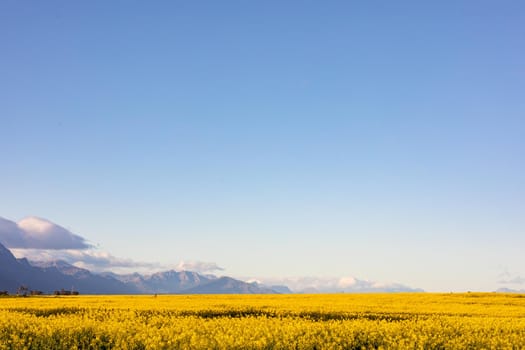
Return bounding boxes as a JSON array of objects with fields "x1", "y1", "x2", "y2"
[{"x1": 1, "y1": 293, "x2": 525, "y2": 349}]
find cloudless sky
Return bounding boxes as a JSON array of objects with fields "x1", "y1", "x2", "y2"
[{"x1": 1, "y1": 1, "x2": 524, "y2": 291}]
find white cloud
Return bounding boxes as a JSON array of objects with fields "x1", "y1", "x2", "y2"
[
  {"x1": 338, "y1": 276, "x2": 357, "y2": 288},
  {"x1": 11, "y1": 248, "x2": 162, "y2": 274},
  {"x1": 2, "y1": 215, "x2": 224, "y2": 275},
  {"x1": 499, "y1": 276, "x2": 525, "y2": 285},
  {"x1": 0, "y1": 216, "x2": 91, "y2": 250},
  {"x1": 244, "y1": 276, "x2": 422, "y2": 293},
  {"x1": 175, "y1": 260, "x2": 224, "y2": 273},
  {"x1": 12, "y1": 248, "x2": 225, "y2": 275},
  {"x1": 497, "y1": 268, "x2": 525, "y2": 285},
  {"x1": 1, "y1": 215, "x2": 158, "y2": 273},
  {"x1": 243, "y1": 276, "x2": 339, "y2": 292}
]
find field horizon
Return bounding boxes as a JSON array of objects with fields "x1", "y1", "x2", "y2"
[{"x1": 2, "y1": 292, "x2": 525, "y2": 349}]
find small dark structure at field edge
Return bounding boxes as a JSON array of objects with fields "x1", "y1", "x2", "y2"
[{"x1": 54, "y1": 289, "x2": 79, "y2": 296}]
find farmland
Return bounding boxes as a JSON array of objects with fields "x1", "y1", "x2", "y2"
[{"x1": 1, "y1": 293, "x2": 525, "y2": 349}]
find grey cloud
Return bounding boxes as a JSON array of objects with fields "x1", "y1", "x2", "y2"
[
  {"x1": 0, "y1": 216, "x2": 91, "y2": 250},
  {"x1": 0, "y1": 217, "x2": 27, "y2": 248}
]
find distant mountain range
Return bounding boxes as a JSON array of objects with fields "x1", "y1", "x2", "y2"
[
  {"x1": 1, "y1": 242, "x2": 137, "y2": 294},
  {"x1": 0, "y1": 242, "x2": 423, "y2": 294},
  {"x1": 0, "y1": 242, "x2": 279, "y2": 294},
  {"x1": 495, "y1": 288, "x2": 525, "y2": 293}
]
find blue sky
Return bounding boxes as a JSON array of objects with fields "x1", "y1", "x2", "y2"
[{"x1": 1, "y1": 1, "x2": 524, "y2": 292}]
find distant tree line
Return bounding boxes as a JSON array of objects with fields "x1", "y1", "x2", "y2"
[{"x1": 0, "y1": 286, "x2": 80, "y2": 296}]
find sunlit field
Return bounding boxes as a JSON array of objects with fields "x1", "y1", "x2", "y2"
[{"x1": 1, "y1": 293, "x2": 525, "y2": 349}]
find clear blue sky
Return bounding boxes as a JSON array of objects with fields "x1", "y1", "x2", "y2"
[{"x1": 1, "y1": 1, "x2": 524, "y2": 291}]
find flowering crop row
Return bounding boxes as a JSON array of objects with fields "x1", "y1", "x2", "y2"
[{"x1": 1, "y1": 293, "x2": 525, "y2": 349}]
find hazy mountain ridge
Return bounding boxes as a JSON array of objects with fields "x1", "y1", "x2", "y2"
[
  {"x1": 183, "y1": 277, "x2": 276, "y2": 294},
  {"x1": 0, "y1": 243, "x2": 132, "y2": 294},
  {"x1": 1, "y1": 242, "x2": 422, "y2": 294},
  {"x1": 105, "y1": 270, "x2": 218, "y2": 294},
  {"x1": 0, "y1": 242, "x2": 278, "y2": 294},
  {"x1": 32, "y1": 259, "x2": 278, "y2": 294},
  {"x1": 31, "y1": 260, "x2": 92, "y2": 279},
  {"x1": 495, "y1": 288, "x2": 525, "y2": 293},
  {"x1": 257, "y1": 276, "x2": 424, "y2": 294}
]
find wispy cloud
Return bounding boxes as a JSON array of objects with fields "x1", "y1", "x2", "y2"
[
  {"x1": 1, "y1": 215, "x2": 158, "y2": 273},
  {"x1": 3, "y1": 215, "x2": 224, "y2": 275},
  {"x1": 0, "y1": 216, "x2": 91, "y2": 250},
  {"x1": 246, "y1": 276, "x2": 422, "y2": 293},
  {"x1": 497, "y1": 267, "x2": 525, "y2": 285},
  {"x1": 499, "y1": 276, "x2": 525, "y2": 285},
  {"x1": 11, "y1": 248, "x2": 160, "y2": 273},
  {"x1": 175, "y1": 260, "x2": 224, "y2": 273},
  {"x1": 11, "y1": 248, "x2": 225, "y2": 275}
]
